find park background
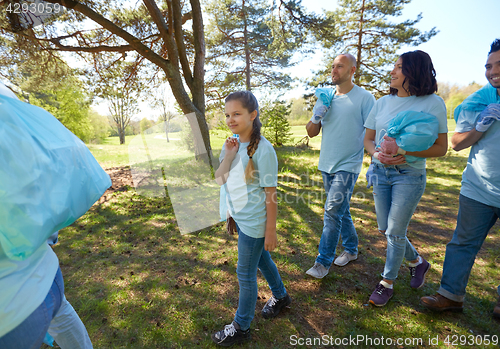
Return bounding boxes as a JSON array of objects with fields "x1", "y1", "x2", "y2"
[{"x1": 1, "y1": 0, "x2": 500, "y2": 347}]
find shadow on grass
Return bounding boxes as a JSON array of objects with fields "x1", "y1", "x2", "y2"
[{"x1": 47, "y1": 147, "x2": 499, "y2": 348}]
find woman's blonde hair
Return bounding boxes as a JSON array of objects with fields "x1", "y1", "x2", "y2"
[{"x1": 225, "y1": 91, "x2": 262, "y2": 184}]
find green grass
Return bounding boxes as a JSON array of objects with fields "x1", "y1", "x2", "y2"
[{"x1": 45, "y1": 127, "x2": 500, "y2": 349}]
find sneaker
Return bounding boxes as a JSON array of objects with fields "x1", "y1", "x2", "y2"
[
  {"x1": 261, "y1": 294, "x2": 292, "y2": 319},
  {"x1": 369, "y1": 283, "x2": 393, "y2": 307},
  {"x1": 334, "y1": 251, "x2": 358, "y2": 266},
  {"x1": 305, "y1": 262, "x2": 329, "y2": 278},
  {"x1": 409, "y1": 258, "x2": 431, "y2": 289},
  {"x1": 493, "y1": 297, "x2": 500, "y2": 319},
  {"x1": 211, "y1": 321, "x2": 251, "y2": 347},
  {"x1": 420, "y1": 294, "x2": 463, "y2": 312}
]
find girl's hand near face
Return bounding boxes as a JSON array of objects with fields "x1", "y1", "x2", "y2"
[
  {"x1": 215, "y1": 137, "x2": 240, "y2": 185},
  {"x1": 224, "y1": 137, "x2": 239, "y2": 160}
]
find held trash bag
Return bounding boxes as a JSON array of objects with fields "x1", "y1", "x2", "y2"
[
  {"x1": 314, "y1": 87, "x2": 335, "y2": 108},
  {"x1": 386, "y1": 110, "x2": 439, "y2": 152},
  {"x1": 453, "y1": 83, "x2": 500, "y2": 122},
  {"x1": 0, "y1": 95, "x2": 111, "y2": 261}
]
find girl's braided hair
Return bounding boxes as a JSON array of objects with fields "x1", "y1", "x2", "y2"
[{"x1": 225, "y1": 91, "x2": 262, "y2": 183}]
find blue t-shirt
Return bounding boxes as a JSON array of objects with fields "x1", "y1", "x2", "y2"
[
  {"x1": 318, "y1": 85, "x2": 375, "y2": 174},
  {"x1": 0, "y1": 244, "x2": 59, "y2": 337},
  {"x1": 456, "y1": 107, "x2": 500, "y2": 208},
  {"x1": 364, "y1": 94, "x2": 448, "y2": 169},
  {"x1": 220, "y1": 136, "x2": 278, "y2": 238}
]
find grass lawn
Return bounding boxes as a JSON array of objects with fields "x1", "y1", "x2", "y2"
[{"x1": 44, "y1": 123, "x2": 500, "y2": 348}]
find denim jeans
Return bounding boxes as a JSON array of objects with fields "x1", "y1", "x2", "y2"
[
  {"x1": 0, "y1": 267, "x2": 64, "y2": 349},
  {"x1": 371, "y1": 163, "x2": 426, "y2": 281},
  {"x1": 234, "y1": 224, "x2": 287, "y2": 331},
  {"x1": 48, "y1": 295, "x2": 93, "y2": 349},
  {"x1": 316, "y1": 171, "x2": 359, "y2": 268},
  {"x1": 438, "y1": 194, "x2": 500, "y2": 302}
]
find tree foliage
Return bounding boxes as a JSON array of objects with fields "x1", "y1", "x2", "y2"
[
  {"x1": 28, "y1": 79, "x2": 94, "y2": 142},
  {"x1": 107, "y1": 83, "x2": 139, "y2": 145},
  {"x1": 0, "y1": 0, "x2": 213, "y2": 162},
  {"x1": 204, "y1": 0, "x2": 329, "y2": 107},
  {"x1": 261, "y1": 100, "x2": 292, "y2": 146},
  {"x1": 437, "y1": 81, "x2": 483, "y2": 119},
  {"x1": 205, "y1": 0, "x2": 301, "y2": 96},
  {"x1": 88, "y1": 109, "x2": 112, "y2": 143},
  {"x1": 310, "y1": 0, "x2": 438, "y2": 95},
  {"x1": 287, "y1": 97, "x2": 309, "y2": 125}
]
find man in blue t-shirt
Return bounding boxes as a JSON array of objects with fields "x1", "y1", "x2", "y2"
[
  {"x1": 305, "y1": 53, "x2": 375, "y2": 278},
  {"x1": 421, "y1": 39, "x2": 500, "y2": 319}
]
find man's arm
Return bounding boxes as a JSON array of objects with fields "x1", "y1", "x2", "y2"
[
  {"x1": 451, "y1": 129, "x2": 484, "y2": 151},
  {"x1": 306, "y1": 121, "x2": 321, "y2": 138}
]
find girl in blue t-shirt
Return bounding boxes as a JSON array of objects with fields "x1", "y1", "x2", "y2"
[
  {"x1": 363, "y1": 50, "x2": 448, "y2": 307},
  {"x1": 212, "y1": 91, "x2": 291, "y2": 346}
]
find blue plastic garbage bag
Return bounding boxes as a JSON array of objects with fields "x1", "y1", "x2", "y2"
[
  {"x1": 0, "y1": 95, "x2": 111, "y2": 261},
  {"x1": 384, "y1": 110, "x2": 439, "y2": 163},
  {"x1": 314, "y1": 87, "x2": 335, "y2": 108},
  {"x1": 453, "y1": 84, "x2": 500, "y2": 122}
]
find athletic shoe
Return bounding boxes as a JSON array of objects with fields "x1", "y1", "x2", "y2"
[
  {"x1": 334, "y1": 251, "x2": 358, "y2": 266},
  {"x1": 261, "y1": 294, "x2": 292, "y2": 319},
  {"x1": 369, "y1": 283, "x2": 393, "y2": 307},
  {"x1": 211, "y1": 321, "x2": 251, "y2": 347},
  {"x1": 420, "y1": 294, "x2": 464, "y2": 312},
  {"x1": 409, "y1": 258, "x2": 431, "y2": 289},
  {"x1": 305, "y1": 262, "x2": 329, "y2": 278}
]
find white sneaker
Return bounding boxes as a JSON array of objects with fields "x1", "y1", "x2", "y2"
[
  {"x1": 305, "y1": 262, "x2": 329, "y2": 278},
  {"x1": 334, "y1": 251, "x2": 358, "y2": 266}
]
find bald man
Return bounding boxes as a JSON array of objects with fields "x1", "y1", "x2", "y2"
[{"x1": 305, "y1": 54, "x2": 375, "y2": 278}]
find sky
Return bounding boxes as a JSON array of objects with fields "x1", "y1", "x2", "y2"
[
  {"x1": 93, "y1": 0, "x2": 500, "y2": 118},
  {"x1": 285, "y1": 0, "x2": 500, "y2": 98}
]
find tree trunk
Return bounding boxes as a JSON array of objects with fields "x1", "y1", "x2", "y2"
[
  {"x1": 242, "y1": 0, "x2": 251, "y2": 91},
  {"x1": 119, "y1": 129, "x2": 125, "y2": 144},
  {"x1": 354, "y1": 0, "x2": 365, "y2": 86},
  {"x1": 164, "y1": 122, "x2": 170, "y2": 142}
]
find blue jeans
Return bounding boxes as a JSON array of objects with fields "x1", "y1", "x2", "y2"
[
  {"x1": 371, "y1": 163, "x2": 426, "y2": 281},
  {"x1": 234, "y1": 225, "x2": 287, "y2": 331},
  {"x1": 316, "y1": 171, "x2": 359, "y2": 268},
  {"x1": 0, "y1": 267, "x2": 64, "y2": 349},
  {"x1": 438, "y1": 194, "x2": 500, "y2": 302},
  {"x1": 48, "y1": 295, "x2": 93, "y2": 349}
]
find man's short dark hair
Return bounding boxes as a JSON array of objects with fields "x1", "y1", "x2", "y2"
[
  {"x1": 390, "y1": 50, "x2": 438, "y2": 97},
  {"x1": 489, "y1": 39, "x2": 500, "y2": 55}
]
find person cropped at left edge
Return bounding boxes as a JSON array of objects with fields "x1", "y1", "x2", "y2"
[
  {"x1": 0, "y1": 81, "x2": 109, "y2": 348},
  {"x1": 212, "y1": 91, "x2": 291, "y2": 347},
  {"x1": 363, "y1": 50, "x2": 448, "y2": 307}
]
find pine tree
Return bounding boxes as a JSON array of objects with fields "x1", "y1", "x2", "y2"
[
  {"x1": 310, "y1": 0, "x2": 438, "y2": 95},
  {"x1": 204, "y1": 0, "x2": 308, "y2": 104},
  {"x1": 261, "y1": 100, "x2": 292, "y2": 146}
]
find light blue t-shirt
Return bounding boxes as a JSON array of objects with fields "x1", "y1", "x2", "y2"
[
  {"x1": 318, "y1": 85, "x2": 375, "y2": 174},
  {"x1": 220, "y1": 136, "x2": 278, "y2": 238},
  {"x1": 0, "y1": 244, "x2": 59, "y2": 337},
  {"x1": 456, "y1": 107, "x2": 500, "y2": 208},
  {"x1": 364, "y1": 94, "x2": 447, "y2": 169}
]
